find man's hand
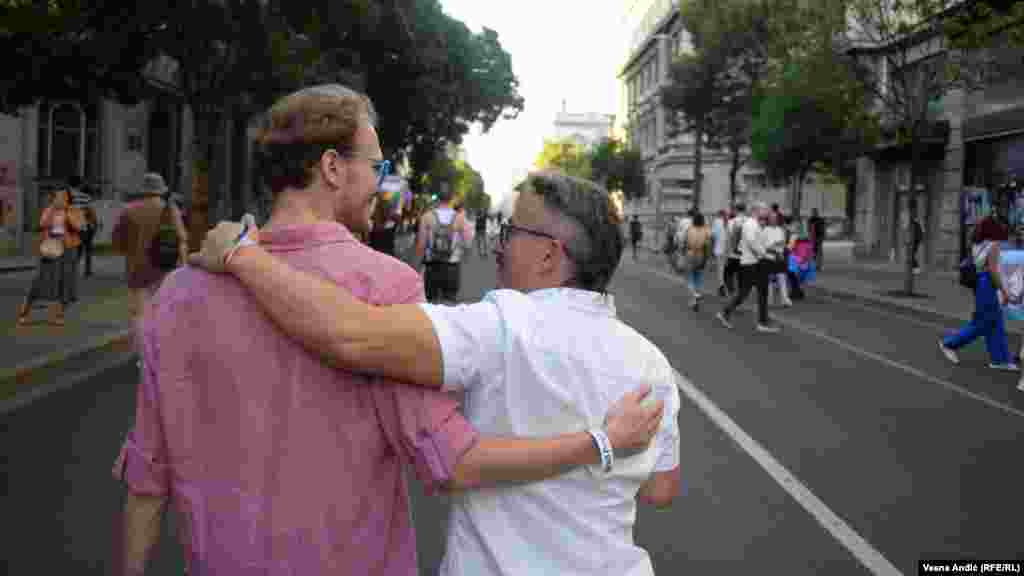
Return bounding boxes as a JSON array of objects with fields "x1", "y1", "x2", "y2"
[
  {"x1": 603, "y1": 384, "x2": 665, "y2": 458},
  {"x1": 187, "y1": 216, "x2": 254, "y2": 273}
]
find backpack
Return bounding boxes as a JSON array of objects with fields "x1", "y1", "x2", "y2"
[
  {"x1": 430, "y1": 209, "x2": 456, "y2": 262},
  {"x1": 149, "y1": 198, "x2": 180, "y2": 270},
  {"x1": 959, "y1": 241, "x2": 992, "y2": 291}
]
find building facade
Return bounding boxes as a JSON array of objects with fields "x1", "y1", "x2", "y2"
[
  {"x1": 850, "y1": 27, "x2": 1024, "y2": 271},
  {"x1": 618, "y1": 0, "x2": 844, "y2": 253},
  {"x1": 553, "y1": 105, "x2": 615, "y2": 149},
  {"x1": 0, "y1": 54, "x2": 263, "y2": 258}
]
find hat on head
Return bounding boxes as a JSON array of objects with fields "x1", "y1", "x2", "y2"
[{"x1": 140, "y1": 172, "x2": 169, "y2": 196}]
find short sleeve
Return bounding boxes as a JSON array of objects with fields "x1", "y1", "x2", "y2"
[
  {"x1": 653, "y1": 368, "x2": 683, "y2": 473},
  {"x1": 418, "y1": 297, "x2": 505, "y2": 393},
  {"x1": 112, "y1": 312, "x2": 171, "y2": 497}
]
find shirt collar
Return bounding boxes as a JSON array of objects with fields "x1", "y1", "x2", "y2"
[
  {"x1": 259, "y1": 221, "x2": 357, "y2": 253},
  {"x1": 528, "y1": 287, "x2": 617, "y2": 317}
]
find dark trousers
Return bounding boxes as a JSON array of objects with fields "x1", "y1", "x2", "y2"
[
  {"x1": 723, "y1": 257, "x2": 741, "y2": 294},
  {"x1": 814, "y1": 241, "x2": 823, "y2": 270},
  {"x1": 424, "y1": 262, "x2": 461, "y2": 303},
  {"x1": 722, "y1": 262, "x2": 770, "y2": 325},
  {"x1": 631, "y1": 239, "x2": 639, "y2": 260},
  {"x1": 78, "y1": 230, "x2": 95, "y2": 276}
]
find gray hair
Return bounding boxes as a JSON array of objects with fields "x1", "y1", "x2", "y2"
[{"x1": 524, "y1": 170, "x2": 624, "y2": 292}]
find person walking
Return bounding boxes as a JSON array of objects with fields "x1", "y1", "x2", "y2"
[
  {"x1": 111, "y1": 172, "x2": 188, "y2": 317},
  {"x1": 475, "y1": 210, "x2": 489, "y2": 257},
  {"x1": 939, "y1": 223, "x2": 1017, "y2": 372},
  {"x1": 416, "y1": 183, "x2": 473, "y2": 304},
  {"x1": 16, "y1": 188, "x2": 82, "y2": 326},
  {"x1": 711, "y1": 210, "x2": 728, "y2": 297},
  {"x1": 190, "y1": 168, "x2": 681, "y2": 576},
  {"x1": 684, "y1": 212, "x2": 712, "y2": 310},
  {"x1": 808, "y1": 208, "x2": 825, "y2": 271},
  {"x1": 910, "y1": 216, "x2": 924, "y2": 274},
  {"x1": 68, "y1": 175, "x2": 100, "y2": 279},
  {"x1": 118, "y1": 87, "x2": 666, "y2": 575},
  {"x1": 630, "y1": 215, "x2": 643, "y2": 260},
  {"x1": 717, "y1": 202, "x2": 779, "y2": 333},
  {"x1": 762, "y1": 211, "x2": 793, "y2": 308},
  {"x1": 723, "y1": 205, "x2": 747, "y2": 297}
]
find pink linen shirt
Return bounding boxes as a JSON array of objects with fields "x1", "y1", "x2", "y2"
[{"x1": 113, "y1": 221, "x2": 478, "y2": 575}]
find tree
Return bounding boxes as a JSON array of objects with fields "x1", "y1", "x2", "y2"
[
  {"x1": 661, "y1": 0, "x2": 772, "y2": 210},
  {"x1": 534, "y1": 138, "x2": 592, "y2": 179},
  {"x1": 589, "y1": 137, "x2": 648, "y2": 200},
  {"x1": 835, "y1": 0, "x2": 1019, "y2": 294},
  {"x1": 0, "y1": 1, "x2": 157, "y2": 113}
]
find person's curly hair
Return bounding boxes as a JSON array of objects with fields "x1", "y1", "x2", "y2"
[{"x1": 254, "y1": 84, "x2": 377, "y2": 195}]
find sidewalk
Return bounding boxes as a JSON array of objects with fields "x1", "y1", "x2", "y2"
[
  {"x1": 0, "y1": 254, "x2": 136, "y2": 402},
  {"x1": 624, "y1": 245, "x2": 1023, "y2": 337}
]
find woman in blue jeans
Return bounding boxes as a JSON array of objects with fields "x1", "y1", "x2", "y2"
[{"x1": 939, "y1": 224, "x2": 1016, "y2": 371}]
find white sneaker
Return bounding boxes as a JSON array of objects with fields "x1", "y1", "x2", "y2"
[
  {"x1": 989, "y1": 362, "x2": 1020, "y2": 372},
  {"x1": 938, "y1": 341, "x2": 959, "y2": 365},
  {"x1": 756, "y1": 323, "x2": 780, "y2": 333},
  {"x1": 782, "y1": 299, "x2": 794, "y2": 308},
  {"x1": 1017, "y1": 380, "x2": 1024, "y2": 392},
  {"x1": 716, "y1": 312, "x2": 733, "y2": 329}
]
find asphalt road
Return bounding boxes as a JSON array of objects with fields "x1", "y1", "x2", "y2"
[{"x1": 3, "y1": 244, "x2": 1022, "y2": 575}]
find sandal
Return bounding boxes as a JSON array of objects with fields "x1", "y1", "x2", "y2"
[{"x1": 16, "y1": 302, "x2": 29, "y2": 326}]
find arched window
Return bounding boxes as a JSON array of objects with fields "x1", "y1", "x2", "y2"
[{"x1": 37, "y1": 100, "x2": 101, "y2": 192}]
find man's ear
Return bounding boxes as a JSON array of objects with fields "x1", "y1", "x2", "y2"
[{"x1": 319, "y1": 150, "x2": 347, "y2": 189}]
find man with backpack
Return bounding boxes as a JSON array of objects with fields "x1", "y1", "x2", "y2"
[
  {"x1": 416, "y1": 181, "x2": 473, "y2": 303},
  {"x1": 111, "y1": 172, "x2": 188, "y2": 316}
]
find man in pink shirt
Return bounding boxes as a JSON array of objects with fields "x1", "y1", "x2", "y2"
[{"x1": 112, "y1": 84, "x2": 663, "y2": 575}]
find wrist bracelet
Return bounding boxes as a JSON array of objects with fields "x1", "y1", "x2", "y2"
[
  {"x1": 588, "y1": 428, "x2": 614, "y2": 474},
  {"x1": 224, "y1": 226, "x2": 258, "y2": 268}
]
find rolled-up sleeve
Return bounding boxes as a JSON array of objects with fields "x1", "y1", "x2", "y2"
[
  {"x1": 372, "y1": 383, "x2": 479, "y2": 495},
  {"x1": 112, "y1": 310, "x2": 170, "y2": 497},
  {"x1": 371, "y1": 272, "x2": 479, "y2": 494}
]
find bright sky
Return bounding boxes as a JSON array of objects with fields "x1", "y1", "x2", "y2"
[{"x1": 440, "y1": 0, "x2": 628, "y2": 216}]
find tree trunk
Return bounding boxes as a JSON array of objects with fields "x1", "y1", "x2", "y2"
[
  {"x1": 188, "y1": 104, "x2": 217, "y2": 251},
  {"x1": 728, "y1": 145, "x2": 742, "y2": 207},
  {"x1": 693, "y1": 119, "x2": 704, "y2": 213}
]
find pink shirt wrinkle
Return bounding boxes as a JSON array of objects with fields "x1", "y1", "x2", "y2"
[{"x1": 113, "y1": 221, "x2": 478, "y2": 575}]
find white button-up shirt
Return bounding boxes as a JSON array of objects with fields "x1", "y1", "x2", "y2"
[{"x1": 420, "y1": 288, "x2": 681, "y2": 576}]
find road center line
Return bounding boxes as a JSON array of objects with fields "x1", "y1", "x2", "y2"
[
  {"x1": 672, "y1": 371, "x2": 902, "y2": 576},
  {"x1": 630, "y1": 262, "x2": 1024, "y2": 420}
]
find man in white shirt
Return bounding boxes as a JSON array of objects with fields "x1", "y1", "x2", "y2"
[
  {"x1": 717, "y1": 201, "x2": 779, "y2": 333},
  {"x1": 190, "y1": 169, "x2": 682, "y2": 576}
]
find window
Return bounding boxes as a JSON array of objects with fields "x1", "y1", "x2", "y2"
[
  {"x1": 37, "y1": 100, "x2": 101, "y2": 190},
  {"x1": 653, "y1": 51, "x2": 660, "y2": 85}
]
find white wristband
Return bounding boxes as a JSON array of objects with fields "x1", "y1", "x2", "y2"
[
  {"x1": 224, "y1": 230, "x2": 258, "y2": 268},
  {"x1": 588, "y1": 428, "x2": 614, "y2": 474}
]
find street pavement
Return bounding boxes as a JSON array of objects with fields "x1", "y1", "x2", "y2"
[{"x1": 2, "y1": 241, "x2": 1022, "y2": 574}]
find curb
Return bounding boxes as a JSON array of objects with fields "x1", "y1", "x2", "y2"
[{"x1": 0, "y1": 327, "x2": 136, "y2": 407}]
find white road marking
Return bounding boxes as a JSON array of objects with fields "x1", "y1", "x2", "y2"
[
  {"x1": 774, "y1": 314, "x2": 1024, "y2": 419},
  {"x1": 631, "y1": 263, "x2": 1024, "y2": 419},
  {"x1": 672, "y1": 371, "x2": 903, "y2": 575},
  {"x1": 812, "y1": 291, "x2": 961, "y2": 333}
]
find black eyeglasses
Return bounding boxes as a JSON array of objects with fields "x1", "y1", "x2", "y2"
[{"x1": 499, "y1": 222, "x2": 558, "y2": 247}]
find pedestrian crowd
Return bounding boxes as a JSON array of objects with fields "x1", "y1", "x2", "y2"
[{"x1": 111, "y1": 83, "x2": 680, "y2": 575}]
